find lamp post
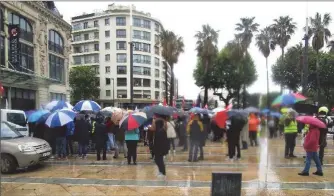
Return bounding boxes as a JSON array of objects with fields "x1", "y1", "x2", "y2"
[
  {"x1": 129, "y1": 4, "x2": 134, "y2": 109},
  {"x1": 302, "y1": 17, "x2": 309, "y2": 96},
  {"x1": 111, "y1": 78, "x2": 115, "y2": 107}
]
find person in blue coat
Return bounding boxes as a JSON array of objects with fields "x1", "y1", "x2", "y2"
[{"x1": 125, "y1": 128, "x2": 140, "y2": 165}]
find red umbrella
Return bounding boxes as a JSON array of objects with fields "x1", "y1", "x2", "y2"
[
  {"x1": 214, "y1": 110, "x2": 228, "y2": 129},
  {"x1": 296, "y1": 116, "x2": 326, "y2": 128}
]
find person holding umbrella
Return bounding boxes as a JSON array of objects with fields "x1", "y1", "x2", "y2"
[
  {"x1": 75, "y1": 114, "x2": 92, "y2": 159},
  {"x1": 297, "y1": 116, "x2": 325, "y2": 176},
  {"x1": 186, "y1": 113, "x2": 204, "y2": 162},
  {"x1": 93, "y1": 113, "x2": 108, "y2": 161}
]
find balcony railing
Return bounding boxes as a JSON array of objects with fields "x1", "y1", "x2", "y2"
[
  {"x1": 72, "y1": 24, "x2": 99, "y2": 31},
  {"x1": 116, "y1": 34, "x2": 126, "y2": 38},
  {"x1": 133, "y1": 23, "x2": 151, "y2": 29},
  {"x1": 73, "y1": 48, "x2": 99, "y2": 54},
  {"x1": 117, "y1": 59, "x2": 127, "y2": 63},
  {"x1": 133, "y1": 35, "x2": 150, "y2": 41},
  {"x1": 134, "y1": 59, "x2": 151, "y2": 64},
  {"x1": 117, "y1": 82, "x2": 127, "y2": 87},
  {"x1": 73, "y1": 35, "x2": 99, "y2": 42},
  {"x1": 73, "y1": 59, "x2": 99, "y2": 65}
]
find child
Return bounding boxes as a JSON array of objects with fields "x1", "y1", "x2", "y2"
[{"x1": 298, "y1": 124, "x2": 323, "y2": 176}]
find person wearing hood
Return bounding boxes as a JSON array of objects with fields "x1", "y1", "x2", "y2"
[
  {"x1": 166, "y1": 116, "x2": 177, "y2": 154},
  {"x1": 75, "y1": 114, "x2": 92, "y2": 159},
  {"x1": 284, "y1": 111, "x2": 298, "y2": 158},
  {"x1": 316, "y1": 106, "x2": 333, "y2": 165},
  {"x1": 298, "y1": 124, "x2": 323, "y2": 176},
  {"x1": 248, "y1": 113, "x2": 260, "y2": 146},
  {"x1": 186, "y1": 113, "x2": 204, "y2": 162},
  {"x1": 153, "y1": 118, "x2": 169, "y2": 179},
  {"x1": 93, "y1": 113, "x2": 108, "y2": 160},
  {"x1": 113, "y1": 119, "x2": 127, "y2": 159},
  {"x1": 227, "y1": 115, "x2": 247, "y2": 160},
  {"x1": 177, "y1": 115, "x2": 188, "y2": 151}
]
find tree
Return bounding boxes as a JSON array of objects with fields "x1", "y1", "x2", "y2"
[
  {"x1": 259, "y1": 91, "x2": 281, "y2": 109},
  {"x1": 307, "y1": 12, "x2": 332, "y2": 102},
  {"x1": 195, "y1": 24, "x2": 219, "y2": 106},
  {"x1": 69, "y1": 66, "x2": 100, "y2": 104},
  {"x1": 235, "y1": 17, "x2": 259, "y2": 108},
  {"x1": 159, "y1": 30, "x2": 184, "y2": 105},
  {"x1": 328, "y1": 40, "x2": 334, "y2": 53},
  {"x1": 271, "y1": 16, "x2": 297, "y2": 92},
  {"x1": 255, "y1": 26, "x2": 276, "y2": 109}
]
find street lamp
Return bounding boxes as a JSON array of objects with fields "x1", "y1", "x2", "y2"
[
  {"x1": 111, "y1": 78, "x2": 115, "y2": 107},
  {"x1": 302, "y1": 17, "x2": 309, "y2": 96}
]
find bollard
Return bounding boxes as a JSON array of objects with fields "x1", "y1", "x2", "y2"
[{"x1": 211, "y1": 172, "x2": 242, "y2": 196}]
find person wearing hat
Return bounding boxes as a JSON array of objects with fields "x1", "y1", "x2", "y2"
[
  {"x1": 316, "y1": 106, "x2": 333, "y2": 165},
  {"x1": 284, "y1": 110, "x2": 298, "y2": 158}
]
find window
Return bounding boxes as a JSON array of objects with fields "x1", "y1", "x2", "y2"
[
  {"x1": 155, "y1": 80, "x2": 160, "y2": 88},
  {"x1": 105, "y1": 18, "x2": 110, "y2": 25},
  {"x1": 50, "y1": 93, "x2": 66, "y2": 101},
  {"x1": 94, "y1": 20, "x2": 99, "y2": 27},
  {"x1": 116, "y1": 29, "x2": 126, "y2": 38},
  {"x1": 117, "y1": 53, "x2": 127, "y2": 63},
  {"x1": 133, "y1": 54, "x2": 141, "y2": 63},
  {"x1": 117, "y1": 78, "x2": 127, "y2": 87},
  {"x1": 142, "y1": 43, "x2": 151, "y2": 52},
  {"x1": 94, "y1": 44, "x2": 99, "y2": 51},
  {"x1": 143, "y1": 31, "x2": 151, "y2": 41},
  {"x1": 73, "y1": 56, "x2": 81, "y2": 65},
  {"x1": 143, "y1": 67, "x2": 151, "y2": 76},
  {"x1": 116, "y1": 17, "x2": 126, "y2": 26},
  {"x1": 133, "y1": 42, "x2": 141, "y2": 51},
  {"x1": 142, "y1": 55, "x2": 151, "y2": 64},
  {"x1": 133, "y1": 18, "x2": 141, "y2": 27},
  {"x1": 0, "y1": 36, "x2": 4, "y2": 66},
  {"x1": 94, "y1": 67, "x2": 99, "y2": 75},
  {"x1": 106, "y1": 78, "x2": 111, "y2": 85},
  {"x1": 105, "y1": 54, "x2": 110, "y2": 61},
  {"x1": 20, "y1": 43, "x2": 34, "y2": 72},
  {"x1": 133, "y1": 66, "x2": 141, "y2": 75},
  {"x1": 155, "y1": 23, "x2": 160, "y2": 32},
  {"x1": 106, "y1": 90, "x2": 111, "y2": 97},
  {"x1": 117, "y1": 66, "x2": 126, "y2": 74},
  {"x1": 48, "y1": 30, "x2": 64, "y2": 55},
  {"x1": 83, "y1": 22, "x2": 88, "y2": 29},
  {"x1": 143, "y1": 79, "x2": 151, "y2": 87},
  {"x1": 134, "y1": 90, "x2": 142, "y2": 99},
  {"x1": 155, "y1": 46, "x2": 159, "y2": 55},
  {"x1": 73, "y1": 34, "x2": 81, "y2": 41},
  {"x1": 105, "y1": 66, "x2": 110, "y2": 73},
  {"x1": 83, "y1": 45, "x2": 89, "y2": 52},
  {"x1": 133, "y1": 30, "x2": 141, "y2": 39},
  {"x1": 49, "y1": 54, "x2": 64, "y2": 82},
  {"x1": 134, "y1": 78, "x2": 142, "y2": 87},
  {"x1": 155, "y1": 69, "x2": 159, "y2": 77},
  {"x1": 143, "y1": 90, "x2": 151, "y2": 99},
  {"x1": 105, "y1": 30, "x2": 110, "y2": 37},
  {"x1": 7, "y1": 12, "x2": 33, "y2": 42},
  {"x1": 155, "y1": 57, "x2": 160, "y2": 66},
  {"x1": 143, "y1": 20, "x2": 151, "y2": 29},
  {"x1": 94, "y1": 32, "x2": 99, "y2": 39},
  {"x1": 155, "y1": 35, "x2": 159, "y2": 44},
  {"x1": 116, "y1": 41, "x2": 126, "y2": 50},
  {"x1": 155, "y1": 91, "x2": 160, "y2": 99},
  {"x1": 0, "y1": 9, "x2": 4, "y2": 32},
  {"x1": 117, "y1": 90, "x2": 127, "y2": 98},
  {"x1": 105, "y1": 42, "x2": 110, "y2": 50}
]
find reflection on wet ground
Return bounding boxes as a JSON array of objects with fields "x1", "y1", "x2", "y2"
[{"x1": 2, "y1": 134, "x2": 334, "y2": 196}]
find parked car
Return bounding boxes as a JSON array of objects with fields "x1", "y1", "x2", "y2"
[
  {"x1": 1, "y1": 109, "x2": 29, "y2": 136},
  {"x1": 1, "y1": 121, "x2": 52, "y2": 174}
]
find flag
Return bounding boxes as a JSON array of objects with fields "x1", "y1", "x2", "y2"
[
  {"x1": 182, "y1": 97, "x2": 185, "y2": 109},
  {"x1": 163, "y1": 98, "x2": 167, "y2": 106},
  {"x1": 226, "y1": 104, "x2": 232, "y2": 110},
  {"x1": 0, "y1": 82, "x2": 4, "y2": 98},
  {"x1": 204, "y1": 104, "x2": 208, "y2": 109}
]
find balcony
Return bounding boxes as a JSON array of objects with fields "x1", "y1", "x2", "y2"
[
  {"x1": 134, "y1": 59, "x2": 151, "y2": 65},
  {"x1": 72, "y1": 24, "x2": 99, "y2": 33},
  {"x1": 133, "y1": 35, "x2": 151, "y2": 41},
  {"x1": 71, "y1": 59, "x2": 99, "y2": 67},
  {"x1": 72, "y1": 48, "x2": 99, "y2": 56},
  {"x1": 133, "y1": 23, "x2": 151, "y2": 29},
  {"x1": 72, "y1": 35, "x2": 99, "y2": 44}
]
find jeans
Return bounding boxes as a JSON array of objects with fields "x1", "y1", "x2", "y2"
[
  {"x1": 114, "y1": 141, "x2": 127, "y2": 158},
  {"x1": 108, "y1": 133, "x2": 115, "y2": 149},
  {"x1": 155, "y1": 155, "x2": 166, "y2": 175},
  {"x1": 78, "y1": 143, "x2": 88, "y2": 157},
  {"x1": 168, "y1": 138, "x2": 175, "y2": 150},
  {"x1": 66, "y1": 135, "x2": 74, "y2": 155},
  {"x1": 249, "y1": 131, "x2": 258, "y2": 146},
  {"x1": 56, "y1": 137, "x2": 67, "y2": 158},
  {"x1": 126, "y1": 140, "x2": 138, "y2": 164},
  {"x1": 302, "y1": 152, "x2": 322, "y2": 173},
  {"x1": 188, "y1": 140, "x2": 200, "y2": 161},
  {"x1": 284, "y1": 133, "x2": 297, "y2": 156}
]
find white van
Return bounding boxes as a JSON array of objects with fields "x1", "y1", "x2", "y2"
[{"x1": 0, "y1": 109, "x2": 29, "y2": 136}]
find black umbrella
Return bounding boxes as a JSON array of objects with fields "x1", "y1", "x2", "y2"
[{"x1": 150, "y1": 105, "x2": 173, "y2": 116}]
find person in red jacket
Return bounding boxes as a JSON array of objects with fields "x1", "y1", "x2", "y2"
[{"x1": 298, "y1": 125, "x2": 323, "y2": 176}]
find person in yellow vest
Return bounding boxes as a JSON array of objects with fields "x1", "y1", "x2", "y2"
[{"x1": 284, "y1": 111, "x2": 298, "y2": 159}]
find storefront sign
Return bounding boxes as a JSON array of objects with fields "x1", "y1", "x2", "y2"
[{"x1": 8, "y1": 24, "x2": 20, "y2": 68}]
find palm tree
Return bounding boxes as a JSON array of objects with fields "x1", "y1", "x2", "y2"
[
  {"x1": 195, "y1": 24, "x2": 219, "y2": 106},
  {"x1": 235, "y1": 17, "x2": 259, "y2": 108},
  {"x1": 308, "y1": 12, "x2": 332, "y2": 101},
  {"x1": 255, "y1": 26, "x2": 276, "y2": 109},
  {"x1": 271, "y1": 16, "x2": 297, "y2": 93},
  {"x1": 159, "y1": 30, "x2": 184, "y2": 105},
  {"x1": 328, "y1": 40, "x2": 334, "y2": 53}
]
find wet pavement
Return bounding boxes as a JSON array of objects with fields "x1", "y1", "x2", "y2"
[{"x1": 2, "y1": 134, "x2": 334, "y2": 196}]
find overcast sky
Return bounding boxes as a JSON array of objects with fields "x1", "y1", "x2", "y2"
[{"x1": 55, "y1": 1, "x2": 334, "y2": 100}]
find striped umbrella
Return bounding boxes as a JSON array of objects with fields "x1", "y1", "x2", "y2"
[
  {"x1": 45, "y1": 109, "x2": 76, "y2": 128},
  {"x1": 27, "y1": 110, "x2": 50, "y2": 123},
  {"x1": 74, "y1": 100, "x2": 101, "y2": 112},
  {"x1": 119, "y1": 112, "x2": 147, "y2": 130},
  {"x1": 45, "y1": 100, "x2": 73, "y2": 112}
]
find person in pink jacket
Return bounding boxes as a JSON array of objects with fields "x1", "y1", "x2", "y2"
[{"x1": 298, "y1": 125, "x2": 323, "y2": 176}]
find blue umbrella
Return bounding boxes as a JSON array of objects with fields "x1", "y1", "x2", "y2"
[
  {"x1": 25, "y1": 110, "x2": 36, "y2": 119},
  {"x1": 45, "y1": 100, "x2": 73, "y2": 112},
  {"x1": 261, "y1": 108, "x2": 270, "y2": 114},
  {"x1": 36, "y1": 113, "x2": 51, "y2": 124},
  {"x1": 74, "y1": 100, "x2": 101, "y2": 112},
  {"x1": 149, "y1": 105, "x2": 173, "y2": 116},
  {"x1": 269, "y1": 112, "x2": 282, "y2": 118},
  {"x1": 244, "y1": 107, "x2": 260, "y2": 114},
  {"x1": 27, "y1": 110, "x2": 50, "y2": 123},
  {"x1": 45, "y1": 109, "x2": 76, "y2": 128},
  {"x1": 189, "y1": 107, "x2": 208, "y2": 114}
]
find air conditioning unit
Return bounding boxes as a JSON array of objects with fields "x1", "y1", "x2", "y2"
[{"x1": 118, "y1": 95, "x2": 122, "y2": 98}]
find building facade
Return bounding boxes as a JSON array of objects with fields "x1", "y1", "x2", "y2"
[
  {"x1": 70, "y1": 4, "x2": 173, "y2": 108},
  {"x1": 0, "y1": 1, "x2": 71, "y2": 110}
]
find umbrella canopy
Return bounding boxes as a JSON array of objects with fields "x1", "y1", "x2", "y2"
[
  {"x1": 45, "y1": 109, "x2": 76, "y2": 128},
  {"x1": 111, "y1": 110, "x2": 125, "y2": 124},
  {"x1": 212, "y1": 107, "x2": 226, "y2": 113},
  {"x1": 272, "y1": 93, "x2": 307, "y2": 107},
  {"x1": 25, "y1": 110, "x2": 36, "y2": 119},
  {"x1": 261, "y1": 108, "x2": 270, "y2": 114},
  {"x1": 214, "y1": 110, "x2": 228, "y2": 129},
  {"x1": 296, "y1": 116, "x2": 326, "y2": 129},
  {"x1": 45, "y1": 100, "x2": 73, "y2": 112},
  {"x1": 228, "y1": 109, "x2": 248, "y2": 118},
  {"x1": 36, "y1": 113, "x2": 51, "y2": 124},
  {"x1": 74, "y1": 100, "x2": 101, "y2": 112},
  {"x1": 244, "y1": 107, "x2": 260, "y2": 114},
  {"x1": 100, "y1": 110, "x2": 112, "y2": 117},
  {"x1": 189, "y1": 107, "x2": 209, "y2": 115},
  {"x1": 269, "y1": 112, "x2": 281, "y2": 118},
  {"x1": 27, "y1": 110, "x2": 50, "y2": 123},
  {"x1": 119, "y1": 112, "x2": 147, "y2": 130},
  {"x1": 150, "y1": 105, "x2": 173, "y2": 116}
]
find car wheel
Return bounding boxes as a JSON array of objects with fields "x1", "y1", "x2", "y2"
[{"x1": 1, "y1": 154, "x2": 17, "y2": 174}]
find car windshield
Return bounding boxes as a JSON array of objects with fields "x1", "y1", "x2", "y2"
[
  {"x1": 1, "y1": 122, "x2": 23, "y2": 139},
  {"x1": 7, "y1": 113, "x2": 27, "y2": 127}
]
